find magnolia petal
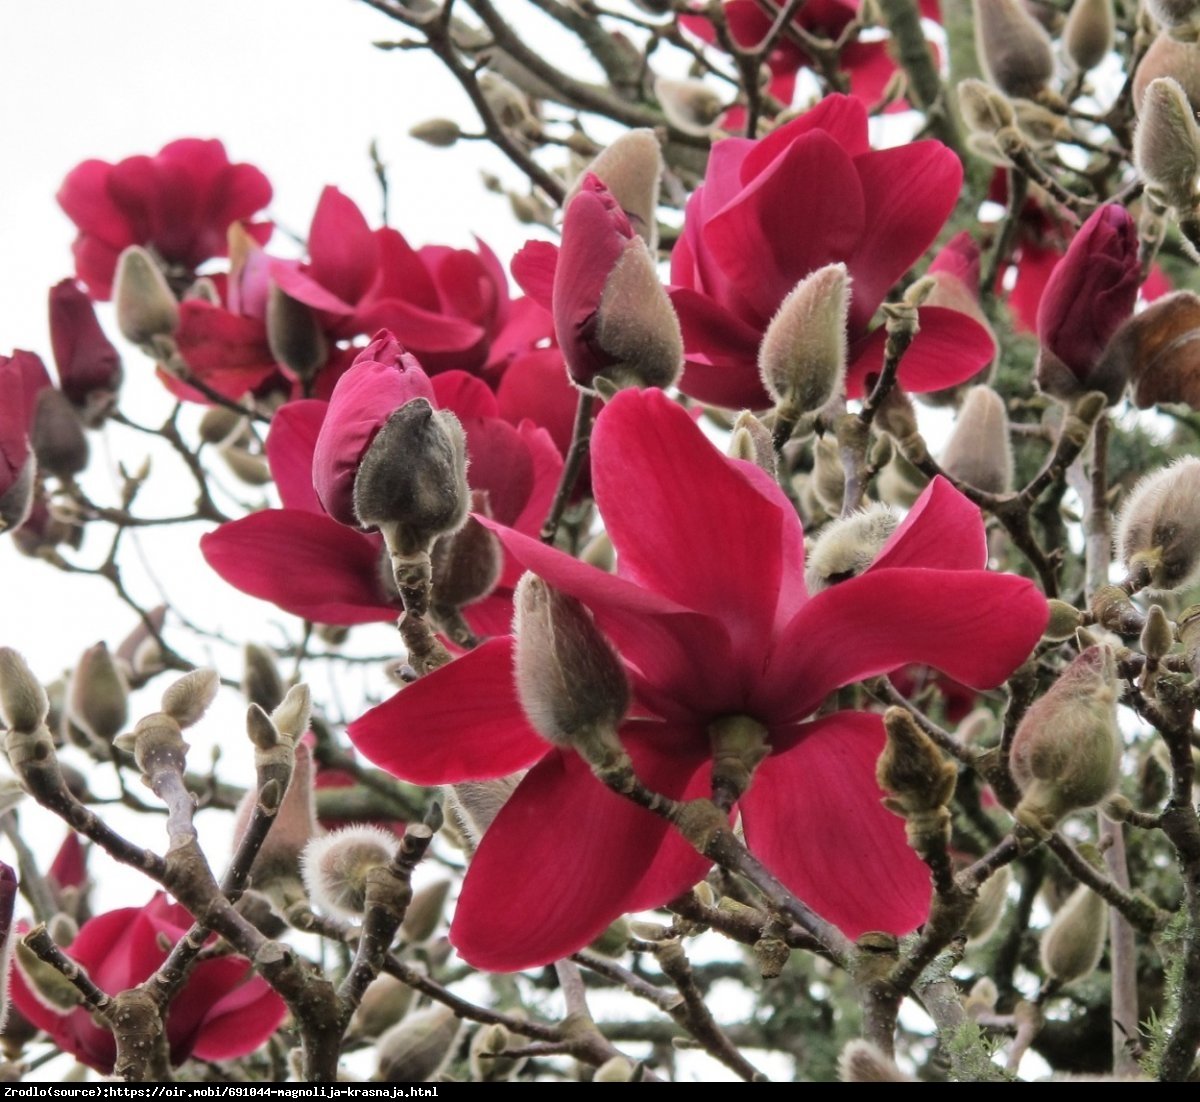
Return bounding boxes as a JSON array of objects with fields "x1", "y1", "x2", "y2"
[
  {"x1": 266, "y1": 400, "x2": 327, "y2": 514},
  {"x1": 871, "y1": 476, "x2": 987, "y2": 572}
]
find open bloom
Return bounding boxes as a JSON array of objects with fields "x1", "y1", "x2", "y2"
[
  {"x1": 9, "y1": 893, "x2": 286, "y2": 1073},
  {"x1": 669, "y1": 95, "x2": 993, "y2": 408},
  {"x1": 57, "y1": 139, "x2": 272, "y2": 300},
  {"x1": 349, "y1": 389, "x2": 1047, "y2": 971}
]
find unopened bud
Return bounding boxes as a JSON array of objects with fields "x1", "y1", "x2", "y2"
[
  {"x1": 654, "y1": 76, "x2": 725, "y2": 137},
  {"x1": 758, "y1": 265, "x2": 849, "y2": 420},
  {"x1": 837, "y1": 1039, "x2": 913, "y2": 1082},
  {"x1": 940, "y1": 386, "x2": 1012, "y2": 494},
  {"x1": 243, "y1": 644, "x2": 285, "y2": 714},
  {"x1": 1141, "y1": 603, "x2": 1174, "y2": 661},
  {"x1": 1134, "y1": 35, "x2": 1200, "y2": 116},
  {"x1": 958, "y1": 78, "x2": 1016, "y2": 135},
  {"x1": 1134, "y1": 78, "x2": 1200, "y2": 211},
  {"x1": 965, "y1": 976, "x2": 999, "y2": 1015},
  {"x1": 469, "y1": 1022, "x2": 527, "y2": 1082},
  {"x1": 354, "y1": 401, "x2": 469, "y2": 557},
  {"x1": 184, "y1": 276, "x2": 221, "y2": 305},
  {"x1": 1040, "y1": 882, "x2": 1107, "y2": 983},
  {"x1": 430, "y1": 502, "x2": 502, "y2": 617},
  {"x1": 0, "y1": 649, "x2": 48, "y2": 733},
  {"x1": 160, "y1": 668, "x2": 219, "y2": 728},
  {"x1": 593, "y1": 1056, "x2": 637, "y2": 1083},
  {"x1": 957, "y1": 707, "x2": 996, "y2": 746},
  {"x1": 272, "y1": 683, "x2": 312, "y2": 741},
  {"x1": 1146, "y1": 0, "x2": 1200, "y2": 30},
  {"x1": 1116, "y1": 457, "x2": 1200, "y2": 591},
  {"x1": 588, "y1": 916, "x2": 632, "y2": 958},
  {"x1": 198, "y1": 406, "x2": 243, "y2": 446},
  {"x1": 965, "y1": 865, "x2": 1011, "y2": 944},
  {"x1": 401, "y1": 879, "x2": 450, "y2": 943},
  {"x1": 804, "y1": 503, "x2": 898, "y2": 593},
  {"x1": 409, "y1": 118, "x2": 462, "y2": 148},
  {"x1": 220, "y1": 444, "x2": 272, "y2": 486},
  {"x1": 729, "y1": 411, "x2": 777, "y2": 478},
  {"x1": 1044, "y1": 599, "x2": 1084, "y2": 641},
  {"x1": 1010, "y1": 646, "x2": 1121, "y2": 839},
  {"x1": 302, "y1": 825, "x2": 395, "y2": 920},
  {"x1": 575, "y1": 129, "x2": 662, "y2": 249},
  {"x1": 878, "y1": 707, "x2": 957, "y2": 854},
  {"x1": 973, "y1": 0, "x2": 1055, "y2": 98},
  {"x1": 30, "y1": 389, "x2": 89, "y2": 480},
  {"x1": 1063, "y1": 0, "x2": 1115, "y2": 72},
  {"x1": 15, "y1": 937, "x2": 83, "y2": 1013},
  {"x1": 237, "y1": 741, "x2": 317, "y2": 885},
  {"x1": 1104, "y1": 291, "x2": 1200, "y2": 411},
  {"x1": 811, "y1": 436, "x2": 847, "y2": 516},
  {"x1": 447, "y1": 776, "x2": 520, "y2": 850},
  {"x1": 348, "y1": 973, "x2": 416, "y2": 1040},
  {"x1": 513, "y1": 574, "x2": 630, "y2": 751},
  {"x1": 67, "y1": 643, "x2": 127, "y2": 746},
  {"x1": 376, "y1": 1004, "x2": 460, "y2": 1083},
  {"x1": 113, "y1": 246, "x2": 179, "y2": 345},
  {"x1": 266, "y1": 285, "x2": 328, "y2": 382}
]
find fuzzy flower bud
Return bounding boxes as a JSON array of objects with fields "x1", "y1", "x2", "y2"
[
  {"x1": 1141, "y1": 604, "x2": 1175, "y2": 661},
  {"x1": 30, "y1": 389, "x2": 89, "y2": 480},
  {"x1": 655, "y1": 77, "x2": 725, "y2": 137},
  {"x1": 1146, "y1": 0, "x2": 1200, "y2": 29},
  {"x1": 430, "y1": 500, "x2": 503, "y2": 621},
  {"x1": 1134, "y1": 35, "x2": 1200, "y2": 115},
  {"x1": 242, "y1": 644, "x2": 285, "y2": 714},
  {"x1": 758, "y1": 264, "x2": 849, "y2": 421},
  {"x1": 0, "y1": 649, "x2": 48, "y2": 734},
  {"x1": 272, "y1": 683, "x2": 312, "y2": 742},
  {"x1": 513, "y1": 573, "x2": 630, "y2": 752},
  {"x1": 401, "y1": 879, "x2": 451, "y2": 943},
  {"x1": 1064, "y1": 0, "x2": 1115, "y2": 72},
  {"x1": 1009, "y1": 646, "x2": 1121, "y2": 839},
  {"x1": 446, "y1": 776, "x2": 520, "y2": 851},
  {"x1": 1134, "y1": 78, "x2": 1200, "y2": 211},
  {"x1": 878, "y1": 707, "x2": 957, "y2": 855},
  {"x1": 838, "y1": 1040, "x2": 913, "y2": 1082},
  {"x1": 575, "y1": 129, "x2": 663, "y2": 249},
  {"x1": 160, "y1": 667, "x2": 219, "y2": 728},
  {"x1": 348, "y1": 974, "x2": 416, "y2": 1040},
  {"x1": 958, "y1": 78, "x2": 1016, "y2": 135},
  {"x1": 67, "y1": 643, "x2": 127, "y2": 746},
  {"x1": 940, "y1": 386, "x2": 1013, "y2": 493},
  {"x1": 965, "y1": 865, "x2": 1011, "y2": 944},
  {"x1": 804, "y1": 503, "x2": 898, "y2": 593},
  {"x1": 301, "y1": 825, "x2": 395, "y2": 920},
  {"x1": 1103, "y1": 291, "x2": 1200, "y2": 410},
  {"x1": 1040, "y1": 880, "x2": 1107, "y2": 983},
  {"x1": 470, "y1": 1022, "x2": 527, "y2": 1082},
  {"x1": 376, "y1": 1005, "x2": 460, "y2": 1083},
  {"x1": 112, "y1": 246, "x2": 179, "y2": 345},
  {"x1": 974, "y1": 0, "x2": 1055, "y2": 98},
  {"x1": 408, "y1": 118, "x2": 462, "y2": 148},
  {"x1": 266, "y1": 285, "x2": 328, "y2": 382},
  {"x1": 1115, "y1": 457, "x2": 1200, "y2": 591},
  {"x1": 1044, "y1": 599, "x2": 1084, "y2": 642},
  {"x1": 1035, "y1": 204, "x2": 1140, "y2": 404}
]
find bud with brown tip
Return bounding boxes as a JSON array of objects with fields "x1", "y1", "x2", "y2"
[
  {"x1": 974, "y1": 0, "x2": 1055, "y2": 98},
  {"x1": 1116, "y1": 457, "x2": 1200, "y2": 592},
  {"x1": 940, "y1": 386, "x2": 1013, "y2": 494},
  {"x1": 1009, "y1": 646, "x2": 1121, "y2": 840},
  {"x1": 804, "y1": 503, "x2": 898, "y2": 594},
  {"x1": 1063, "y1": 0, "x2": 1114, "y2": 72},
  {"x1": 266, "y1": 285, "x2": 328, "y2": 382},
  {"x1": 376, "y1": 1004, "x2": 461, "y2": 1083},
  {"x1": 67, "y1": 643, "x2": 128, "y2": 746},
  {"x1": 1134, "y1": 78, "x2": 1200, "y2": 212},
  {"x1": 513, "y1": 574, "x2": 630, "y2": 756},
  {"x1": 301, "y1": 825, "x2": 396, "y2": 920},
  {"x1": 758, "y1": 264, "x2": 850, "y2": 422},
  {"x1": 113, "y1": 246, "x2": 179, "y2": 345}
]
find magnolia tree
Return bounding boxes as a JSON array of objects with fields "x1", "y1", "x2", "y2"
[{"x1": 1, "y1": 0, "x2": 1200, "y2": 1084}]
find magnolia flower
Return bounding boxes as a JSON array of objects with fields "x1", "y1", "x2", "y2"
[{"x1": 348, "y1": 389, "x2": 1047, "y2": 971}]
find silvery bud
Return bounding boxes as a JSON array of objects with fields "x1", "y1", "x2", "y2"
[
  {"x1": 1134, "y1": 35, "x2": 1200, "y2": 115},
  {"x1": 376, "y1": 1004, "x2": 461, "y2": 1083},
  {"x1": 401, "y1": 879, "x2": 451, "y2": 943},
  {"x1": 655, "y1": 76, "x2": 726, "y2": 137},
  {"x1": 958, "y1": 78, "x2": 1016, "y2": 135},
  {"x1": 513, "y1": 574, "x2": 630, "y2": 750},
  {"x1": 0, "y1": 648, "x2": 48, "y2": 733},
  {"x1": 1141, "y1": 604, "x2": 1175, "y2": 661},
  {"x1": 409, "y1": 119, "x2": 463, "y2": 148},
  {"x1": 1134, "y1": 78, "x2": 1200, "y2": 211},
  {"x1": 1010, "y1": 646, "x2": 1122, "y2": 839},
  {"x1": 469, "y1": 1022, "x2": 528, "y2": 1082},
  {"x1": 574, "y1": 129, "x2": 662, "y2": 249},
  {"x1": 113, "y1": 246, "x2": 179, "y2": 345},
  {"x1": 198, "y1": 405, "x2": 243, "y2": 446},
  {"x1": 804, "y1": 503, "x2": 898, "y2": 594},
  {"x1": 729, "y1": 411, "x2": 777, "y2": 479},
  {"x1": 271, "y1": 683, "x2": 313, "y2": 742},
  {"x1": 940, "y1": 386, "x2": 1013, "y2": 494},
  {"x1": 965, "y1": 865, "x2": 1011, "y2": 944},
  {"x1": 348, "y1": 973, "x2": 416, "y2": 1040},
  {"x1": 1040, "y1": 881, "x2": 1107, "y2": 983},
  {"x1": 301, "y1": 825, "x2": 396, "y2": 920},
  {"x1": 812, "y1": 436, "x2": 847, "y2": 516},
  {"x1": 266, "y1": 285, "x2": 328, "y2": 382},
  {"x1": 67, "y1": 643, "x2": 128, "y2": 746},
  {"x1": 973, "y1": 0, "x2": 1055, "y2": 98},
  {"x1": 243, "y1": 643, "x2": 285, "y2": 714},
  {"x1": 758, "y1": 264, "x2": 850, "y2": 421},
  {"x1": 160, "y1": 668, "x2": 219, "y2": 728},
  {"x1": 1063, "y1": 0, "x2": 1114, "y2": 72},
  {"x1": 1116, "y1": 457, "x2": 1200, "y2": 592}
]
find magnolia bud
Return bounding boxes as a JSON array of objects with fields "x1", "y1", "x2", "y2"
[
  {"x1": 446, "y1": 776, "x2": 520, "y2": 850},
  {"x1": 113, "y1": 246, "x2": 179, "y2": 345},
  {"x1": 376, "y1": 1005, "x2": 460, "y2": 1083},
  {"x1": 513, "y1": 574, "x2": 630, "y2": 751},
  {"x1": 0, "y1": 453, "x2": 35, "y2": 535},
  {"x1": 67, "y1": 643, "x2": 127, "y2": 746},
  {"x1": 478, "y1": 73, "x2": 537, "y2": 136},
  {"x1": 30, "y1": 389, "x2": 89, "y2": 480},
  {"x1": 1063, "y1": 0, "x2": 1114, "y2": 72},
  {"x1": 469, "y1": 1022, "x2": 527, "y2": 1082},
  {"x1": 758, "y1": 265, "x2": 849, "y2": 420},
  {"x1": 958, "y1": 78, "x2": 1016, "y2": 135},
  {"x1": 1134, "y1": 78, "x2": 1200, "y2": 211},
  {"x1": 0, "y1": 648, "x2": 48, "y2": 733},
  {"x1": 160, "y1": 668, "x2": 219, "y2": 728},
  {"x1": 243, "y1": 644, "x2": 285, "y2": 714},
  {"x1": 588, "y1": 917, "x2": 632, "y2": 958},
  {"x1": 654, "y1": 76, "x2": 725, "y2": 137},
  {"x1": 348, "y1": 973, "x2": 416, "y2": 1040},
  {"x1": 729, "y1": 411, "x2": 777, "y2": 479},
  {"x1": 1134, "y1": 35, "x2": 1200, "y2": 115},
  {"x1": 238, "y1": 741, "x2": 317, "y2": 887},
  {"x1": 184, "y1": 276, "x2": 221, "y2": 305},
  {"x1": 878, "y1": 707, "x2": 957, "y2": 854},
  {"x1": 1010, "y1": 646, "x2": 1121, "y2": 839},
  {"x1": 1103, "y1": 291, "x2": 1200, "y2": 410},
  {"x1": 220, "y1": 443, "x2": 272, "y2": 486},
  {"x1": 401, "y1": 879, "x2": 450, "y2": 943},
  {"x1": 593, "y1": 1056, "x2": 637, "y2": 1083},
  {"x1": 837, "y1": 1040, "x2": 913, "y2": 1082},
  {"x1": 1040, "y1": 882, "x2": 1107, "y2": 983},
  {"x1": 409, "y1": 118, "x2": 462, "y2": 148},
  {"x1": 301, "y1": 825, "x2": 395, "y2": 920},
  {"x1": 804, "y1": 503, "x2": 898, "y2": 594},
  {"x1": 965, "y1": 865, "x2": 1011, "y2": 944},
  {"x1": 15, "y1": 938, "x2": 84, "y2": 1013},
  {"x1": 353, "y1": 400, "x2": 469, "y2": 557},
  {"x1": 811, "y1": 437, "x2": 847, "y2": 516},
  {"x1": 430, "y1": 501, "x2": 502, "y2": 618},
  {"x1": 974, "y1": 0, "x2": 1055, "y2": 98},
  {"x1": 266, "y1": 285, "x2": 328, "y2": 382},
  {"x1": 575, "y1": 129, "x2": 662, "y2": 249},
  {"x1": 1146, "y1": 0, "x2": 1200, "y2": 30},
  {"x1": 1141, "y1": 604, "x2": 1175, "y2": 661},
  {"x1": 940, "y1": 386, "x2": 1013, "y2": 494},
  {"x1": 1044, "y1": 599, "x2": 1084, "y2": 642},
  {"x1": 1116, "y1": 457, "x2": 1200, "y2": 591},
  {"x1": 272, "y1": 683, "x2": 313, "y2": 741},
  {"x1": 198, "y1": 406, "x2": 243, "y2": 446}
]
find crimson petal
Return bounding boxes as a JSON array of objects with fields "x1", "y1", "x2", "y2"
[{"x1": 871, "y1": 476, "x2": 986, "y2": 572}]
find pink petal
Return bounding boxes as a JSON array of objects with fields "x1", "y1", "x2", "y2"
[
  {"x1": 871, "y1": 476, "x2": 987, "y2": 572},
  {"x1": 184, "y1": 959, "x2": 288, "y2": 1062},
  {"x1": 307, "y1": 186, "x2": 379, "y2": 306},
  {"x1": 507, "y1": 421, "x2": 564, "y2": 540},
  {"x1": 423, "y1": 246, "x2": 498, "y2": 326},
  {"x1": 511, "y1": 239, "x2": 559, "y2": 312},
  {"x1": 201, "y1": 511, "x2": 395, "y2": 624},
  {"x1": 450, "y1": 722, "x2": 711, "y2": 970},
  {"x1": 495, "y1": 348, "x2": 577, "y2": 456},
  {"x1": 462, "y1": 417, "x2": 533, "y2": 527},
  {"x1": 266, "y1": 400, "x2": 327, "y2": 513},
  {"x1": 757, "y1": 568, "x2": 1048, "y2": 721},
  {"x1": 56, "y1": 159, "x2": 133, "y2": 248},
  {"x1": 269, "y1": 261, "x2": 356, "y2": 317},
  {"x1": 845, "y1": 306, "x2": 995, "y2": 399},
  {"x1": 670, "y1": 287, "x2": 766, "y2": 409},
  {"x1": 174, "y1": 301, "x2": 278, "y2": 399},
  {"x1": 348, "y1": 637, "x2": 546, "y2": 782},
  {"x1": 353, "y1": 298, "x2": 487, "y2": 365},
  {"x1": 432, "y1": 370, "x2": 500, "y2": 421},
  {"x1": 743, "y1": 712, "x2": 931, "y2": 938},
  {"x1": 370, "y1": 227, "x2": 440, "y2": 309},
  {"x1": 741, "y1": 94, "x2": 871, "y2": 177}
]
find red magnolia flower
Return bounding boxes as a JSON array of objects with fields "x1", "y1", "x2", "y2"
[
  {"x1": 0, "y1": 352, "x2": 54, "y2": 534},
  {"x1": 57, "y1": 139, "x2": 272, "y2": 300},
  {"x1": 48, "y1": 280, "x2": 123, "y2": 423},
  {"x1": 669, "y1": 95, "x2": 993, "y2": 408},
  {"x1": 201, "y1": 358, "x2": 561, "y2": 634},
  {"x1": 1035, "y1": 203, "x2": 1140, "y2": 402},
  {"x1": 348, "y1": 389, "x2": 1047, "y2": 971},
  {"x1": 9, "y1": 893, "x2": 286, "y2": 1073}
]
